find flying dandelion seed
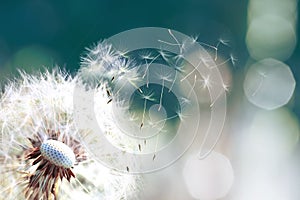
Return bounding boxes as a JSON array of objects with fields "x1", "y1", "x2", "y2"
[
  {"x1": 80, "y1": 40, "x2": 139, "y2": 88},
  {"x1": 76, "y1": 27, "x2": 230, "y2": 173},
  {"x1": 0, "y1": 70, "x2": 140, "y2": 200}
]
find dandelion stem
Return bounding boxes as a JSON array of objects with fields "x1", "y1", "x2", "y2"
[
  {"x1": 168, "y1": 70, "x2": 177, "y2": 92},
  {"x1": 180, "y1": 59, "x2": 201, "y2": 82},
  {"x1": 168, "y1": 29, "x2": 183, "y2": 55},
  {"x1": 128, "y1": 80, "x2": 143, "y2": 94},
  {"x1": 153, "y1": 134, "x2": 160, "y2": 161},
  {"x1": 152, "y1": 114, "x2": 178, "y2": 126},
  {"x1": 74, "y1": 176, "x2": 91, "y2": 194},
  {"x1": 251, "y1": 71, "x2": 266, "y2": 97},
  {"x1": 188, "y1": 74, "x2": 197, "y2": 98},
  {"x1": 158, "y1": 79, "x2": 164, "y2": 111},
  {"x1": 141, "y1": 98, "x2": 147, "y2": 129},
  {"x1": 210, "y1": 57, "x2": 232, "y2": 69}
]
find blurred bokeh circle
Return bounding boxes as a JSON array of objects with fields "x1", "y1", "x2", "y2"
[
  {"x1": 246, "y1": 14, "x2": 297, "y2": 61},
  {"x1": 183, "y1": 151, "x2": 234, "y2": 199},
  {"x1": 243, "y1": 58, "x2": 295, "y2": 110}
]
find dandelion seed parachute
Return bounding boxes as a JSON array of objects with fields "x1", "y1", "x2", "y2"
[
  {"x1": 77, "y1": 27, "x2": 228, "y2": 173},
  {"x1": 80, "y1": 40, "x2": 138, "y2": 88},
  {"x1": 0, "y1": 69, "x2": 140, "y2": 200},
  {"x1": 78, "y1": 41, "x2": 194, "y2": 173}
]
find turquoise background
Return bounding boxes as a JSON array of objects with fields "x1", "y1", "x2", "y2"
[{"x1": 0, "y1": 0, "x2": 299, "y2": 117}]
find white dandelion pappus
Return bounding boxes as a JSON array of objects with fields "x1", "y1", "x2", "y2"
[
  {"x1": 0, "y1": 69, "x2": 140, "y2": 200},
  {"x1": 76, "y1": 27, "x2": 229, "y2": 173},
  {"x1": 80, "y1": 40, "x2": 138, "y2": 88}
]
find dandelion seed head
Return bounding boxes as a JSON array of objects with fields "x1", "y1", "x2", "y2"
[
  {"x1": 40, "y1": 139, "x2": 76, "y2": 168},
  {"x1": 0, "y1": 69, "x2": 141, "y2": 200}
]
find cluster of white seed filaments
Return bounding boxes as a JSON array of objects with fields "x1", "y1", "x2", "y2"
[{"x1": 0, "y1": 69, "x2": 140, "y2": 200}]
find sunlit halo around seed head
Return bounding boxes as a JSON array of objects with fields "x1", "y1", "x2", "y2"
[
  {"x1": 75, "y1": 27, "x2": 231, "y2": 173},
  {"x1": 40, "y1": 139, "x2": 76, "y2": 169}
]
